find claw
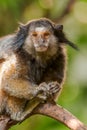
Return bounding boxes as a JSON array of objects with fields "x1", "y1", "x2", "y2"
[{"x1": 48, "y1": 82, "x2": 61, "y2": 95}]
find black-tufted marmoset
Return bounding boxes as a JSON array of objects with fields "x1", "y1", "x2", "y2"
[{"x1": 0, "y1": 18, "x2": 78, "y2": 121}]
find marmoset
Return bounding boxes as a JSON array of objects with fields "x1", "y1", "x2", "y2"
[{"x1": 0, "y1": 18, "x2": 78, "y2": 121}]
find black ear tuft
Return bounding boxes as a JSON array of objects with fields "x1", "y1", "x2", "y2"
[
  {"x1": 65, "y1": 40, "x2": 79, "y2": 51},
  {"x1": 55, "y1": 24, "x2": 63, "y2": 31},
  {"x1": 54, "y1": 24, "x2": 79, "y2": 51},
  {"x1": 18, "y1": 22, "x2": 26, "y2": 31},
  {"x1": 11, "y1": 23, "x2": 29, "y2": 52},
  {"x1": 18, "y1": 23, "x2": 28, "y2": 36},
  {"x1": 19, "y1": 25, "x2": 24, "y2": 30}
]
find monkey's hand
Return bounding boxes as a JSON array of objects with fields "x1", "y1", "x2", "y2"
[{"x1": 37, "y1": 82, "x2": 61, "y2": 101}]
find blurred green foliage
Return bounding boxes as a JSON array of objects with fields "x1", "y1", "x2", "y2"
[{"x1": 0, "y1": 0, "x2": 87, "y2": 130}]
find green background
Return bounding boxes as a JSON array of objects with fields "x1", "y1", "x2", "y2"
[{"x1": 0, "y1": 0, "x2": 87, "y2": 130}]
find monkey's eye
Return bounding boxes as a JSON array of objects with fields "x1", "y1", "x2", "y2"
[
  {"x1": 32, "y1": 33, "x2": 37, "y2": 37},
  {"x1": 44, "y1": 32, "x2": 50, "y2": 38}
]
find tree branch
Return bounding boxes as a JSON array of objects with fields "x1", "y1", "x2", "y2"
[
  {"x1": 33, "y1": 101, "x2": 87, "y2": 130},
  {"x1": 0, "y1": 116, "x2": 17, "y2": 130},
  {"x1": 0, "y1": 101, "x2": 87, "y2": 130}
]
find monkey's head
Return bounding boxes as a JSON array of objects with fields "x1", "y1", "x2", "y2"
[
  {"x1": 22, "y1": 18, "x2": 59, "y2": 57},
  {"x1": 13, "y1": 18, "x2": 78, "y2": 56}
]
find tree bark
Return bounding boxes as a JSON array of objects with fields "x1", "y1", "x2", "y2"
[{"x1": 33, "y1": 101, "x2": 87, "y2": 130}]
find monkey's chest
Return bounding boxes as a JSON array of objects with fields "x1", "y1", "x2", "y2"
[{"x1": 29, "y1": 61, "x2": 45, "y2": 84}]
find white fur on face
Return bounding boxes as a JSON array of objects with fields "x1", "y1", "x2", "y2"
[
  {"x1": 23, "y1": 27, "x2": 49, "y2": 54},
  {"x1": 35, "y1": 27, "x2": 47, "y2": 32},
  {"x1": 24, "y1": 35, "x2": 35, "y2": 55},
  {"x1": 24, "y1": 26, "x2": 59, "y2": 58}
]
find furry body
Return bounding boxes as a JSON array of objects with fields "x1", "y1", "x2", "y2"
[{"x1": 0, "y1": 18, "x2": 77, "y2": 121}]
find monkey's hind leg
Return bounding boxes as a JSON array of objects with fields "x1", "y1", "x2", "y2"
[
  {"x1": 10, "y1": 82, "x2": 61, "y2": 121},
  {"x1": 11, "y1": 99, "x2": 40, "y2": 121}
]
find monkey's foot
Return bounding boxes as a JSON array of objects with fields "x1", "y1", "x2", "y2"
[{"x1": 11, "y1": 100, "x2": 40, "y2": 121}]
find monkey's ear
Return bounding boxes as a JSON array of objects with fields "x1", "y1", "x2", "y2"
[
  {"x1": 54, "y1": 24, "x2": 63, "y2": 31},
  {"x1": 18, "y1": 22, "x2": 26, "y2": 31}
]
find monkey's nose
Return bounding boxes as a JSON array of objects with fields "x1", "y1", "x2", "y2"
[
  {"x1": 41, "y1": 38, "x2": 45, "y2": 43},
  {"x1": 38, "y1": 37, "x2": 45, "y2": 44}
]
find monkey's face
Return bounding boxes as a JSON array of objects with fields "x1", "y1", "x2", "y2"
[
  {"x1": 24, "y1": 26, "x2": 58, "y2": 55},
  {"x1": 30, "y1": 27, "x2": 51, "y2": 52},
  {"x1": 23, "y1": 19, "x2": 59, "y2": 57}
]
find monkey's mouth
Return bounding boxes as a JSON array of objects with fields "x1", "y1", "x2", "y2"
[{"x1": 35, "y1": 45, "x2": 48, "y2": 52}]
